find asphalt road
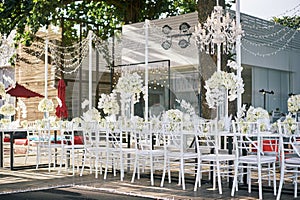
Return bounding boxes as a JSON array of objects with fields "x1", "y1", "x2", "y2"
[{"x1": 0, "y1": 187, "x2": 154, "y2": 200}]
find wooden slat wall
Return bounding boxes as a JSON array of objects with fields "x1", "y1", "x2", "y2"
[{"x1": 14, "y1": 34, "x2": 58, "y2": 122}]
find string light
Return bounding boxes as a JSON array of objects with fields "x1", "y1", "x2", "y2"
[
  {"x1": 241, "y1": 29, "x2": 298, "y2": 57},
  {"x1": 243, "y1": 28, "x2": 297, "y2": 47},
  {"x1": 230, "y1": 5, "x2": 300, "y2": 57}
]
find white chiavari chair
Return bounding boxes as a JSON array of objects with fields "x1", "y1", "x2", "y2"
[
  {"x1": 24, "y1": 121, "x2": 39, "y2": 165},
  {"x1": 276, "y1": 121, "x2": 300, "y2": 200},
  {"x1": 80, "y1": 121, "x2": 106, "y2": 178},
  {"x1": 58, "y1": 121, "x2": 85, "y2": 175},
  {"x1": 104, "y1": 121, "x2": 135, "y2": 181},
  {"x1": 160, "y1": 121, "x2": 198, "y2": 190},
  {"x1": 131, "y1": 121, "x2": 165, "y2": 186},
  {"x1": 194, "y1": 119, "x2": 235, "y2": 194},
  {"x1": 231, "y1": 121, "x2": 277, "y2": 200},
  {"x1": 35, "y1": 120, "x2": 63, "y2": 172}
]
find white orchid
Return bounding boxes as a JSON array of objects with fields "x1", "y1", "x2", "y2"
[{"x1": 176, "y1": 99, "x2": 195, "y2": 116}]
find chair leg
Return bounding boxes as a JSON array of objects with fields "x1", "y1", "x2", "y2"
[
  {"x1": 80, "y1": 151, "x2": 86, "y2": 176},
  {"x1": 294, "y1": 170, "x2": 298, "y2": 198},
  {"x1": 131, "y1": 155, "x2": 138, "y2": 183},
  {"x1": 273, "y1": 163, "x2": 277, "y2": 196},
  {"x1": 150, "y1": 155, "x2": 154, "y2": 186},
  {"x1": 160, "y1": 156, "x2": 167, "y2": 187},
  {"x1": 276, "y1": 168, "x2": 284, "y2": 200},
  {"x1": 180, "y1": 159, "x2": 185, "y2": 190},
  {"x1": 231, "y1": 162, "x2": 239, "y2": 196},
  {"x1": 194, "y1": 160, "x2": 201, "y2": 191},
  {"x1": 217, "y1": 161, "x2": 222, "y2": 194},
  {"x1": 258, "y1": 165, "x2": 263, "y2": 200}
]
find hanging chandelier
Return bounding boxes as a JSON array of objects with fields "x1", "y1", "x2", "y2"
[{"x1": 194, "y1": 2, "x2": 243, "y2": 55}]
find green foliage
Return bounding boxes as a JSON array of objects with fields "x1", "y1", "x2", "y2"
[
  {"x1": 0, "y1": 0, "x2": 196, "y2": 45},
  {"x1": 273, "y1": 16, "x2": 300, "y2": 29}
]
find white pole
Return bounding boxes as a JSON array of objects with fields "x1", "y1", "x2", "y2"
[
  {"x1": 236, "y1": 0, "x2": 242, "y2": 113},
  {"x1": 217, "y1": 44, "x2": 221, "y2": 71},
  {"x1": 88, "y1": 30, "x2": 93, "y2": 110},
  {"x1": 145, "y1": 19, "x2": 149, "y2": 121},
  {"x1": 44, "y1": 38, "x2": 48, "y2": 99}
]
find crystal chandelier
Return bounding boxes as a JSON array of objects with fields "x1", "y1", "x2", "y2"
[{"x1": 194, "y1": 0, "x2": 243, "y2": 71}]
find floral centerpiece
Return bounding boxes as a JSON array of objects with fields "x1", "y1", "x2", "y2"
[
  {"x1": 238, "y1": 106, "x2": 270, "y2": 133},
  {"x1": 287, "y1": 94, "x2": 300, "y2": 113},
  {"x1": 0, "y1": 103, "x2": 16, "y2": 116},
  {"x1": 38, "y1": 98, "x2": 54, "y2": 112},
  {"x1": 282, "y1": 113, "x2": 297, "y2": 134},
  {"x1": 0, "y1": 118, "x2": 10, "y2": 128},
  {"x1": 98, "y1": 90, "x2": 120, "y2": 116},
  {"x1": 162, "y1": 109, "x2": 183, "y2": 131},
  {"x1": 82, "y1": 107, "x2": 102, "y2": 122},
  {"x1": 72, "y1": 117, "x2": 83, "y2": 128},
  {"x1": 205, "y1": 70, "x2": 244, "y2": 109},
  {"x1": 246, "y1": 106, "x2": 269, "y2": 122},
  {"x1": 162, "y1": 109, "x2": 183, "y2": 122}
]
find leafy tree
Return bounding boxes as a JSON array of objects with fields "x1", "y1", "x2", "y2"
[
  {"x1": 273, "y1": 16, "x2": 300, "y2": 29},
  {"x1": 0, "y1": 0, "x2": 197, "y2": 45}
]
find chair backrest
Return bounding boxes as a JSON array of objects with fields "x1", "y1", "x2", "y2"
[
  {"x1": 36, "y1": 120, "x2": 52, "y2": 146},
  {"x1": 131, "y1": 121, "x2": 153, "y2": 151},
  {"x1": 277, "y1": 122, "x2": 300, "y2": 162},
  {"x1": 82, "y1": 121, "x2": 105, "y2": 149},
  {"x1": 59, "y1": 121, "x2": 74, "y2": 145},
  {"x1": 194, "y1": 119, "x2": 219, "y2": 155},
  {"x1": 161, "y1": 121, "x2": 189, "y2": 154},
  {"x1": 232, "y1": 121, "x2": 264, "y2": 160},
  {"x1": 27, "y1": 121, "x2": 39, "y2": 141},
  {"x1": 105, "y1": 121, "x2": 124, "y2": 150}
]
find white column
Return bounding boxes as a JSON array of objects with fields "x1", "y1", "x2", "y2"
[
  {"x1": 88, "y1": 30, "x2": 93, "y2": 110},
  {"x1": 144, "y1": 19, "x2": 149, "y2": 121},
  {"x1": 236, "y1": 0, "x2": 242, "y2": 112},
  {"x1": 44, "y1": 38, "x2": 48, "y2": 99}
]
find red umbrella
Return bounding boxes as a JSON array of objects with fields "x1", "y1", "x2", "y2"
[
  {"x1": 55, "y1": 79, "x2": 68, "y2": 119},
  {"x1": 5, "y1": 82, "x2": 44, "y2": 98}
]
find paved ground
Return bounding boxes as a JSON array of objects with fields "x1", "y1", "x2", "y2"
[
  {"x1": 0, "y1": 151, "x2": 298, "y2": 199},
  {"x1": 0, "y1": 165, "x2": 297, "y2": 200}
]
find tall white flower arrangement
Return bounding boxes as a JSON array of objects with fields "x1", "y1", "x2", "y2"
[
  {"x1": 115, "y1": 72, "x2": 144, "y2": 118},
  {"x1": 205, "y1": 61, "x2": 244, "y2": 109},
  {"x1": 287, "y1": 94, "x2": 300, "y2": 113},
  {"x1": 98, "y1": 90, "x2": 120, "y2": 115},
  {"x1": 115, "y1": 72, "x2": 143, "y2": 99},
  {"x1": 205, "y1": 70, "x2": 244, "y2": 108}
]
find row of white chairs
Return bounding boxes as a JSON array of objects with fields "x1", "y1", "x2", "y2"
[{"x1": 22, "y1": 119, "x2": 300, "y2": 200}]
